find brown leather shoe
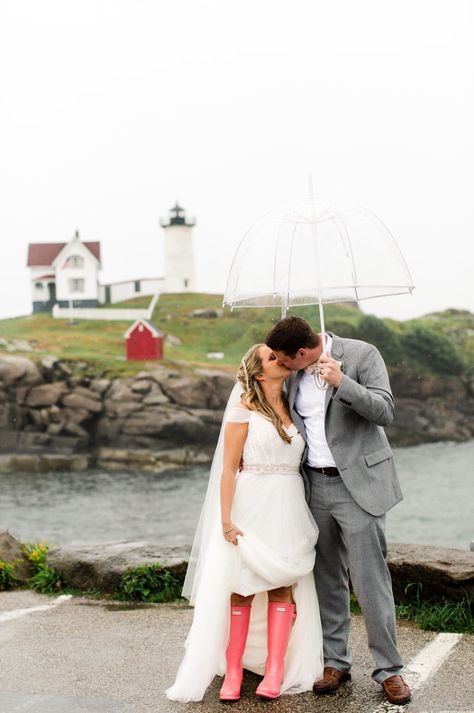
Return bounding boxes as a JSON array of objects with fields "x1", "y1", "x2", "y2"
[
  {"x1": 382, "y1": 675, "x2": 411, "y2": 705},
  {"x1": 313, "y1": 666, "x2": 351, "y2": 694}
]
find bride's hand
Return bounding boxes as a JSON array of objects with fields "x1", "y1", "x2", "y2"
[{"x1": 222, "y1": 524, "x2": 244, "y2": 545}]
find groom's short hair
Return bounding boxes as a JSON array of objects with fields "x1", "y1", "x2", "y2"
[{"x1": 266, "y1": 316, "x2": 320, "y2": 357}]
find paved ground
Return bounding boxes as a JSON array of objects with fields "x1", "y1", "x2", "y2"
[{"x1": 0, "y1": 590, "x2": 472, "y2": 713}]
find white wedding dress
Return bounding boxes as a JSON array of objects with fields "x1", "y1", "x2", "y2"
[{"x1": 166, "y1": 405, "x2": 324, "y2": 702}]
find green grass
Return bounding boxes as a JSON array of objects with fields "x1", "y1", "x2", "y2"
[
  {"x1": 0, "y1": 294, "x2": 471, "y2": 378},
  {"x1": 0, "y1": 294, "x2": 361, "y2": 374},
  {"x1": 351, "y1": 588, "x2": 474, "y2": 635},
  {"x1": 395, "y1": 597, "x2": 474, "y2": 634}
]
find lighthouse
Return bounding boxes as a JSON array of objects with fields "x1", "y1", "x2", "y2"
[{"x1": 160, "y1": 202, "x2": 196, "y2": 293}]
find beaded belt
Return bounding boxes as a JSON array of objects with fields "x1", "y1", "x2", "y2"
[{"x1": 241, "y1": 464, "x2": 300, "y2": 475}]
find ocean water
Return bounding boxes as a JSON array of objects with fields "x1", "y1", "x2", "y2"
[{"x1": 0, "y1": 440, "x2": 472, "y2": 550}]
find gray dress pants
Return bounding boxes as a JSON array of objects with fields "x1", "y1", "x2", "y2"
[{"x1": 309, "y1": 471, "x2": 403, "y2": 683}]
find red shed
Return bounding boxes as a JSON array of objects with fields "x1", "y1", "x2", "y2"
[{"x1": 124, "y1": 319, "x2": 163, "y2": 361}]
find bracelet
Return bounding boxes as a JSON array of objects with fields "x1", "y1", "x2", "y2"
[{"x1": 223, "y1": 526, "x2": 235, "y2": 534}]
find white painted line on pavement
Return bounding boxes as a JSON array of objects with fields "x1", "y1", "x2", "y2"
[
  {"x1": 0, "y1": 594, "x2": 72, "y2": 623},
  {"x1": 371, "y1": 632, "x2": 463, "y2": 712}
]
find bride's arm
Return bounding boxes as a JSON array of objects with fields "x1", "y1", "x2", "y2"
[{"x1": 220, "y1": 421, "x2": 248, "y2": 544}]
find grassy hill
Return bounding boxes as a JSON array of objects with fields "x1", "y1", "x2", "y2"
[{"x1": 0, "y1": 294, "x2": 472, "y2": 380}]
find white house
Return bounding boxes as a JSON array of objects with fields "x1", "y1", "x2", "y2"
[
  {"x1": 27, "y1": 203, "x2": 197, "y2": 313},
  {"x1": 97, "y1": 277, "x2": 164, "y2": 305},
  {"x1": 27, "y1": 231, "x2": 102, "y2": 313}
]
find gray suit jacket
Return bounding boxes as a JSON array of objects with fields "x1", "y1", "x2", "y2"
[{"x1": 288, "y1": 333, "x2": 403, "y2": 517}]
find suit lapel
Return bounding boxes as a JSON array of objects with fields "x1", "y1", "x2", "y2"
[
  {"x1": 289, "y1": 370, "x2": 302, "y2": 410},
  {"x1": 325, "y1": 333, "x2": 344, "y2": 415},
  {"x1": 288, "y1": 371, "x2": 306, "y2": 441}
]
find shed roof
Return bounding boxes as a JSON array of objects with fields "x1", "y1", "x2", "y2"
[{"x1": 124, "y1": 319, "x2": 162, "y2": 339}]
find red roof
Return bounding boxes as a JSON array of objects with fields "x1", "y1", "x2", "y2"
[
  {"x1": 27, "y1": 241, "x2": 101, "y2": 266},
  {"x1": 124, "y1": 319, "x2": 161, "y2": 339}
]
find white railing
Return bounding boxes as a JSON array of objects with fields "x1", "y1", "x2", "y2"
[{"x1": 52, "y1": 293, "x2": 160, "y2": 322}]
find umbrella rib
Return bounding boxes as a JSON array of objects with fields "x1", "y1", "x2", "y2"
[
  {"x1": 318, "y1": 205, "x2": 361, "y2": 302},
  {"x1": 223, "y1": 223, "x2": 255, "y2": 306},
  {"x1": 367, "y1": 208, "x2": 415, "y2": 289},
  {"x1": 273, "y1": 217, "x2": 285, "y2": 301},
  {"x1": 285, "y1": 221, "x2": 298, "y2": 315}
]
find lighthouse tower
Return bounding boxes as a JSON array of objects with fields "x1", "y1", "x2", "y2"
[{"x1": 160, "y1": 202, "x2": 196, "y2": 293}]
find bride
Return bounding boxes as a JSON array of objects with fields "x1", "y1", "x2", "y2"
[{"x1": 166, "y1": 344, "x2": 323, "y2": 702}]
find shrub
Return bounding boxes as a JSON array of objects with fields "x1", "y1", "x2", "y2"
[
  {"x1": 117, "y1": 563, "x2": 184, "y2": 603},
  {"x1": 0, "y1": 560, "x2": 18, "y2": 591},
  {"x1": 354, "y1": 315, "x2": 403, "y2": 365},
  {"x1": 326, "y1": 319, "x2": 360, "y2": 341},
  {"x1": 23, "y1": 541, "x2": 62, "y2": 594},
  {"x1": 401, "y1": 324, "x2": 464, "y2": 375}
]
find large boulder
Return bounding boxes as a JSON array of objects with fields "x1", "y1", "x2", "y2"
[
  {"x1": 62, "y1": 388, "x2": 103, "y2": 413},
  {"x1": 46, "y1": 541, "x2": 191, "y2": 593},
  {"x1": 387, "y1": 542, "x2": 474, "y2": 604},
  {"x1": 0, "y1": 355, "x2": 41, "y2": 386},
  {"x1": 0, "y1": 531, "x2": 30, "y2": 582},
  {"x1": 158, "y1": 376, "x2": 206, "y2": 408},
  {"x1": 195, "y1": 369, "x2": 235, "y2": 409},
  {"x1": 188, "y1": 308, "x2": 223, "y2": 319},
  {"x1": 121, "y1": 408, "x2": 209, "y2": 444},
  {"x1": 159, "y1": 370, "x2": 234, "y2": 409},
  {"x1": 25, "y1": 381, "x2": 68, "y2": 407},
  {"x1": 106, "y1": 380, "x2": 142, "y2": 403},
  {"x1": 89, "y1": 378, "x2": 111, "y2": 395}
]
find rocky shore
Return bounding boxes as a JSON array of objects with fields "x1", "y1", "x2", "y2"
[
  {"x1": 0, "y1": 354, "x2": 234, "y2": 472},
  {"x1": 0, "y1": 353, "x2": 473, "y2": 472}
]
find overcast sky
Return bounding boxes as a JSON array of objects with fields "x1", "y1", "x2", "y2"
[{"x1": 1, "y1": 0, "x2": 473, "y2": 324}]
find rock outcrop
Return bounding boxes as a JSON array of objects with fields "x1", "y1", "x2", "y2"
[
  {"x1": 0, "y1": 355, "x2": 235, "y2": 470},
  {"x1": 1, "y1": 354, "x2": 474, "y2": 471},
  {"x1": 43, "y1": 539, "x2": 474, "y2": 604},
  {"x1": 387, "y1": 542, "x2": 474, "y2": 604},
  {"x1": 385, "y1": 368, "x2": 474, "y2": 446},
  {"x1": 46, "y1": 541, "x2": 191, "y2": 593}
]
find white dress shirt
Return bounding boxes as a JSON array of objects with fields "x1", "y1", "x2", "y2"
[{"x1": 294, "y1": 334, "x2": 336, "y2": 468}]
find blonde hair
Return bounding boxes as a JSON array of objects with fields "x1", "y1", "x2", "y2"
[{"x1": 237, "y1": 343, "x2": 291, "y2": 444}]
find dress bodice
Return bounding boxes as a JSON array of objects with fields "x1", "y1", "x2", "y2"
[{"x1": 228, "y1": 406, "x2": 305, "y2": 475}]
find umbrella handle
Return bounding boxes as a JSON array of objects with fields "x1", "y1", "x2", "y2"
[{"x1": 319, "y1": 296, "x2": 326, "y2": 356}]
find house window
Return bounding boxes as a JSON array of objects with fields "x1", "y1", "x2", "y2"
[
  {"x1": 68, "y1": 255, "x2": 84, "y2": 268},
  {"x1": 134, "y1": 280, "x2": 141, "y2": 293},
  {"x1": 69, "y1": 278, "x2": 85, "y2": 293},
  {"x1": 35, "y1": 282, "x2": 44, "y2": 289},
  {"x1": 184, "y1": 278, "x2": 189, "y2": 288}
]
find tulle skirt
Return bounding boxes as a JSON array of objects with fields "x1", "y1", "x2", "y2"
[{"x1": 165, "y1": 471, "x2": 324, "y2": 702}]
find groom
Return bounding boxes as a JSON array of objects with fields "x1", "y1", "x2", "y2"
[{"x1": 266, "y1": 316, "x2": 411, "y2": 706}]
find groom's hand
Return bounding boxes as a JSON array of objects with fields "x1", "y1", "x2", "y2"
[{"x1": 318, "y1": 353, "x2": 343, "y2": 387}]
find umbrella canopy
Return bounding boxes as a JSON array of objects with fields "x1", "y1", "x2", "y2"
[{"x1": 223, "y1": 197, "x2": 414, "y2": 315}]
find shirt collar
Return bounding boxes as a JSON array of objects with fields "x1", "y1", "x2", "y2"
[{"x1": 304, "y1": 333, "x2": 333, "y2": 375}]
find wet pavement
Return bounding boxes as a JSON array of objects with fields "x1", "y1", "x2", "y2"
[{"x1": 0, "y1": 591, "x2": 472, "y2": 713}]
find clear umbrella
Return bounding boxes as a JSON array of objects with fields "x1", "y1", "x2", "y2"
[{"x1": 223, "y1": 179, "x2": 414, "y2": 353}]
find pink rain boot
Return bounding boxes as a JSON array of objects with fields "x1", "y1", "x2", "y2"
[
  {"x1": 219, "y1": 605, "x2": 252, "y2": 702},
  {"x1": 255, "y1": 601, "x2": 296, "y2": 699}
]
